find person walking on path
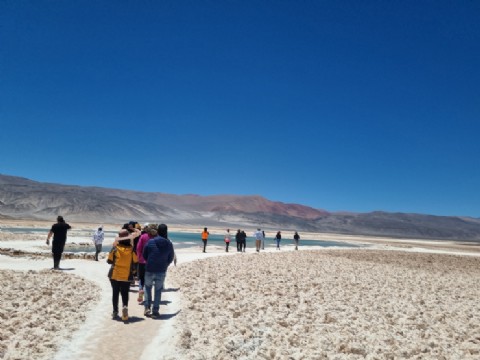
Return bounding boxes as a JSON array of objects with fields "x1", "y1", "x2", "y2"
[
  {"x1": 293, "y1": 231, "x2": 300, "y2": 250},
  {"x1": 108, "y1": 227, "x2": 141, "y2": 321},
  {"x1": 254, "y1": 228, "x2": 263, "y2": 252},
  {"x1": 46, "y1": 216, "x2": 71, "y2": 270},
  {"x1": 136, "y1": 224, "x2": 158, "y2": 304},
  {"x1": 143, "y1": 224, "x2": 175, "y2": 318},
  {"x1": 224, "y1": 229, "x2": 231, "y2": 252},
  {"x1": 92, "y1": 226, "x2": 104, "y2": 261},
  {"x1": 275, "y1": 231, "x2": 282, "y2": 250},
  {"x1": 201, "y1": 227, "x2": 209, "y2": 253}
]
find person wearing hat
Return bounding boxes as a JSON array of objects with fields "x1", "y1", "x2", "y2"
[
  {"x1": 92, "y1": 226, "x2": 104, "y2": 261},
  {"x1": 46, "y1": 216, "x2": 71, "y2": 270}
]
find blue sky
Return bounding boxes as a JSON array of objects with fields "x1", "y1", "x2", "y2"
[{"x1": 1, "y1": 1, "x2": 479, "y2": 217}]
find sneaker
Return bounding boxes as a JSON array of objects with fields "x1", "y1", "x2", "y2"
[
  {"x1": 151, "y1": 311, "x2": 160, "y2": 319},
  {"x1": 122, "y1": 306, "x2": 128, "y2": 321},
  {"x1": 137, "y1": 290, "x2": 144, "y2": 303},
  {"x1": 144, "y1": 307, "x2": 151, "y2": 317},
  {"x1": 112, "y1": 311, "x2": 119, "y2": 319}
]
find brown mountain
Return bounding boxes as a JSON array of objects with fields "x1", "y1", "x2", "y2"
[{"x1": 1, "y1": 173, "x2": 480, "y2": 241}]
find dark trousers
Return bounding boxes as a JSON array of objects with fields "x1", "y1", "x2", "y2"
[
  {"x1": 202, "y1": 239, "x2": 207, "y2": 252},
  {"x1": 52, "y1": 251, "x2": 62, "y2": 269},
  {"x1": 94, "y1": 244, "x2": 102, "y2": 261},
  {"x1": 110, "y1": 279, "x2": 130, "y2": 313},
  {"x1": 236, "y1": 241, "x2": 241, "y2": 252},
  {"x1": 225, "y1": 242, "x2": 230, "y2": 252},
  {"x1": 138, "y1": 263, "x2": 146, "y2": 289},
  {"x1": 240, "y1": 240, "x2": 246, "y2": 252}
]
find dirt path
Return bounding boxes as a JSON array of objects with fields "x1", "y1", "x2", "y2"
[{"x1": 0, "y1": 255, "x2": 181, "y2": 360}]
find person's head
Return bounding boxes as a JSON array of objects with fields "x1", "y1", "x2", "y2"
[
  {"x1": 204, "y1": 227, "x2": 207, "y2": 231},
  {"x1": 157, "y1": 223, "x2": 168, "y2": 239},
  {"x1": 128, "y1": 221, "x2": 136, "y2": 230},
  {"x1": 119, "y1": 229, "x2": 129, "y2": 237},
  {"x1": 227, "y1": 228, "x2": 230, "y2": 232},
  {"x1": 57, "y1": 216, "x2": 64, "y2": 223},
  {"x1": 257, "y1": 228, "x2": 261, "y2": 231},
  {"x1": 98, "y1": 227, "x2": 102, "y2": 231}
]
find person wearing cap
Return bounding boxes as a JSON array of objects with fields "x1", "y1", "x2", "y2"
[
  {"x1": 254, "y1": 228, "x2": 263, "y2": 252},
  {"x1": 92, "y1": 226, "x2": 104, "y2": 261},
  {"x1": 45, "y1": 216, "x2": 71, "y2": 270},
  {"x1": 143, "y1": 224, "x2": 175, "y2": 318}
]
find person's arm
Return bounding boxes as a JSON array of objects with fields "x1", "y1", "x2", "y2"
[
  {"x1": 114, "y1": 228, "x2": 141, "y2": 246},
  {"x1": 46, "y1": 230, "x2": 53, "y2": 245}
]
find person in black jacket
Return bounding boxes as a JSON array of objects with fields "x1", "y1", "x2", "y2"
[{"x1": 46, "y1": 216, "x2": 71, "y2": 270}]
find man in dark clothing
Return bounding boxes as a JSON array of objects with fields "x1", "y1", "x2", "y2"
[
  {"x1": 46, "y1": 216, "x2": 71, "y2": 270},
  {"x1": 143, "y1": 224, "x2": 175, "y2": 318}
]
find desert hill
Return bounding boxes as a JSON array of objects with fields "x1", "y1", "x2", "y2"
[{"x1": 1, "y1": 174, "x2": 480, "y2": 241}]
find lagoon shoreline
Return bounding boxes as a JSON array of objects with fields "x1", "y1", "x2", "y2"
[{"x1": 1, "y1": 219, "x2": 480, "y2": 359}]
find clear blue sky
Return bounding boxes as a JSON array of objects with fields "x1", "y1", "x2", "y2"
[{"x1": 1, "y1": 1, "x2": 479, "y2": 217}]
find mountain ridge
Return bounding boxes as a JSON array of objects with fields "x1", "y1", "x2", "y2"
[{"x1": 1, "y1": 173, "x2": 480, "y2": 241}]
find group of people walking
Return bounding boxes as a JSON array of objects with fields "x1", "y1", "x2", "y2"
[
  {"x1": 106, "y1": 221, "x2": 175, "y2": 322},
  {"x1": 44, "y1": 215, "x2": 300, "y2": 323},
  {"x1": 201, "y1": 227, "x2": 301, "y2": 253}
]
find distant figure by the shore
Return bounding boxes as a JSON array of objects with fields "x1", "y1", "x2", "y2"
[
  {"x1": 224, "y1": 229, "x2": 231, "y2": 252},
  {"x1": 275, "y1": 231, "x2": 282, "y2": 250},
  {"x1": 254, "y1": 228, "x2": 263, "y2": 252},
  {"x1": 201, "y1": 227, "x2": 209, "y2": 253},
  {"x1": 293, "y1": 231, "x2": 300, "y2": 250},
  {"x1": 92, "y1": 226, "x2": 104, "y2": 261},
  {"x1": 46, "y1": 216, "x2": 71, "y2": 270}
]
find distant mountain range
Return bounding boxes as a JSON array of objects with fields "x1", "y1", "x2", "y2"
[{"x1": 1, "y1": 173, "x2": 480, "y2": 241}]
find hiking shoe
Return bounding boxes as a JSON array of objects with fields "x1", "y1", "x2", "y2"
[
  {"x1": 121, "y1": 306, "x2": 128, "y2": 321},
  {"x1": 144, "y1": 307, "x2": 151, "y2": 317},
  {"x1": 151, "y1": 311, "x2": 160, "y2": 319},
  {"x1": 112, "y1": 311, "x2": 119, "y2": 319},
  {"x1": 137, "y1": 290, "x2": 144, "y2": 303}
]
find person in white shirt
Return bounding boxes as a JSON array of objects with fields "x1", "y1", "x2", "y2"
[
  {"x1": 224, "y1": 229, "x2": 231, "y2": 252},
  {"x1": 254, "y1": 228, "x2": 263, "y2": 252},
  {"x1": 92, "y1": 226, "x2": 104, "y2": 261}
]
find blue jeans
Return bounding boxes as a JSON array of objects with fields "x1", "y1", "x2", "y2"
[{"x1": 144, "y1": 271, "x2": 166, "y2": 312}]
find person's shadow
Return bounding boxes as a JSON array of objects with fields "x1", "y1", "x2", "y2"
[
  {"x1": 151, "y1": 310, "x2": 181, "y2": 320},
  {"x1": 163, "y1": 287, "x2": 180, "y2": 292},
  {"x1": 113, "y1": 316, "x2": 145, "y2": 324},
  {"x1": 53, "y1": 268, "x2": 75, "y2": 271}
]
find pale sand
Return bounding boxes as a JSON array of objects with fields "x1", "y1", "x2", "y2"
[{"x1": 1, "y1": 220, "x2": 480, "y2": 359}]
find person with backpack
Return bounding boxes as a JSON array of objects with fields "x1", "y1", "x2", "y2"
[
  {"x1": 136, "y1": 224, "x2": 158, "y2": 304},
  {"x1": 107, "y1": 227, "x2": 140, "y2": 321},
  {"x1": 143, "y1": 224, "x2": 175, "y2": 318}
]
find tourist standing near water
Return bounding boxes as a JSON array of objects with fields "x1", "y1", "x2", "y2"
[
  {"x1": 46, "y1": 216, "x2": 71, "y2": 270},
  {"x1": 240, "y1": 230, "x2": 247, "y2": 252},
  {"x1": 261, "y1": 230, "x2": 266, "y2": 250},
  {"x1": 254, "y1": 228, "x2": 263, "y2": 252},
  {"x1": 275, "y1": 231, "x2": 282, "y2": 250},
  {"x1": 92, "y1": 226, "x2": 104, "y2": 261},
  {"x1": 224, "y1": 229, "x2": 231, "y2": 252},
  {"x1": 235, "y1": 229, "x2": 241, "y2": 252},
  {"x1": 293, "y1": 231, "x2": 300, "y2": 250},
  {"x1": 201, "y1": 227, "x2": 209, "y2": 253}
]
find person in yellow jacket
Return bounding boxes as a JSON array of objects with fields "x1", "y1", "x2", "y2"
[{"x1": 108, "y1": 227, "x2": 140, "y2": 321}]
